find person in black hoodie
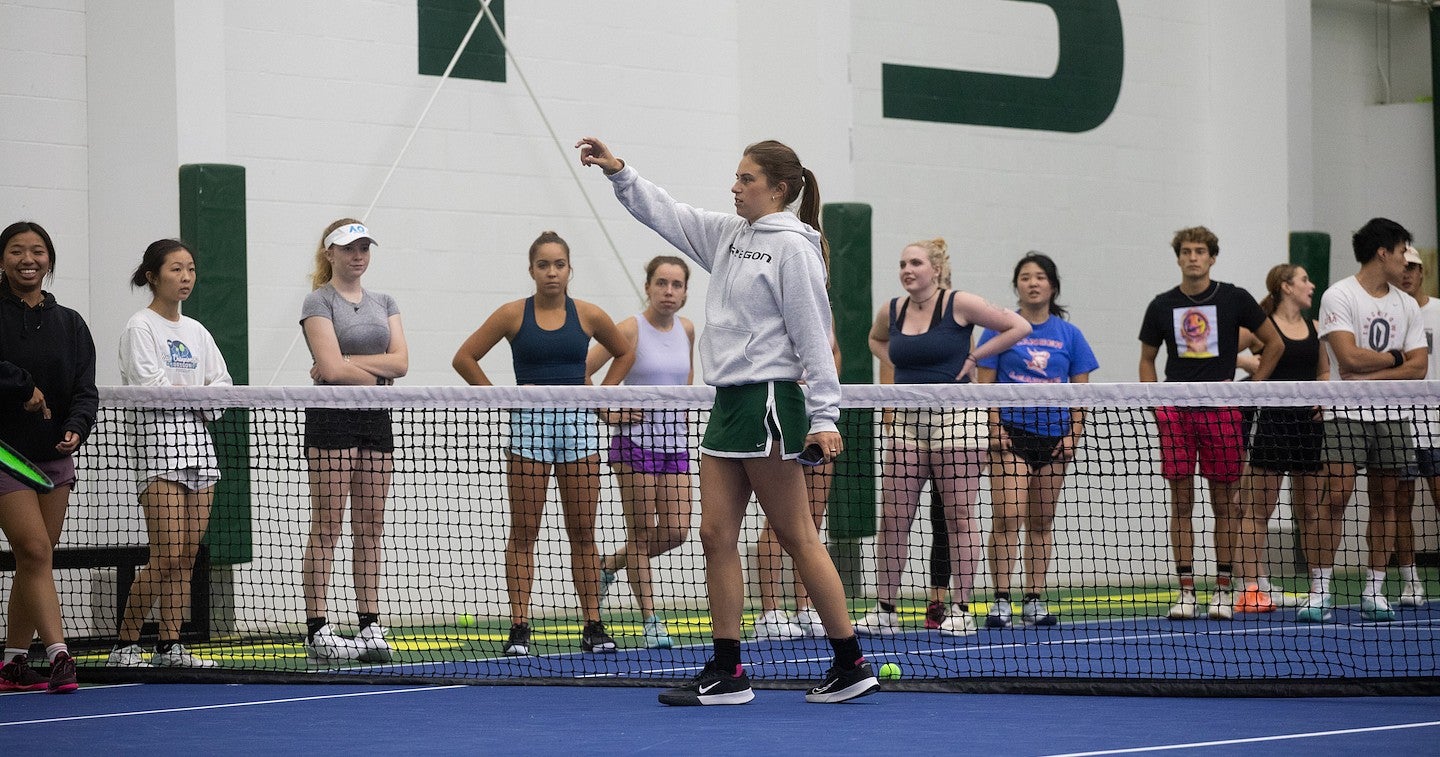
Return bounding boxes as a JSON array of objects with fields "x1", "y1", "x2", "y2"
[{"x1": 0, "y1": 221, "x2": 96, "y2": 694}]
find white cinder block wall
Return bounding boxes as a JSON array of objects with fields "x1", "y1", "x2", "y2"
[{"x1": 0, "y1": 1, "x2": 1434, "y2": 631}]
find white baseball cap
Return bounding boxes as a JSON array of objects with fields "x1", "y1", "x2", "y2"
[
  {"x1": 1403, "y1": 244, "x2": 1422, "y2": 267},
  {"x1": 324, "y1": 223, "x2": 378, "y2": 248}
]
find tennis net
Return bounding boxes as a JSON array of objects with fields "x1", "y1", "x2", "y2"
[{"x1": 20, "y1": 380, "x2": 1440, "y2": 694}]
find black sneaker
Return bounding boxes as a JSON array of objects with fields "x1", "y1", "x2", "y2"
[
  {"x1": 581, "y1": 620, "x2": 617, "y2": 653},
  {"x1": 925, "y1": 600, "x2": 946, "y2": 630},
  {"x1": 659, "y1": 662, "x2": 755, "y2": 706},
  {"x1": 504, "y1": 622, "x2": 531, "y2": 656},
  {"x1": 0, "y1": 653, "x2": 48, "y2": 692},
  {"x1": 805, "y1": 661, "x2": 880, "y2": 703},
  {"x1": 47, "y1": 651, "x2": 78, "y2": 694}
]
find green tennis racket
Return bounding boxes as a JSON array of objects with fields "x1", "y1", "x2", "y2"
[{"x1": 0, "y1": 437, "x2": 54, "y2": 493}]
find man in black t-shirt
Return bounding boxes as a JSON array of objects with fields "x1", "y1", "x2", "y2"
[{"x1": 1138, "y1": 226, "x2": 1282, "y2": 622}]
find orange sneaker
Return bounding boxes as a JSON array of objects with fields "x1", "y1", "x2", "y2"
[{"x1": 1235, "y1": 585, "x2": 1276, "y2": 613}]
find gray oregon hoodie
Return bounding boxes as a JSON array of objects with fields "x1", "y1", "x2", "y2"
[{"x1": 609, "y1": 165, "x2": 839, "y2": 434}]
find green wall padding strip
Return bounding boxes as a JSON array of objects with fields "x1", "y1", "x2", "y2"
[
  {"x1": 1288, "y1": 232, "x2": 1330, "y2": 322},
  {"x1": 179, "y1": 163, "x2": 251, "y2": 565},
  {"x1": 418, "y1": 0, "x2": 506, "y2": 82},
  {"x1": 822, "y1": 203, "x2": 875, "y2": 540}
]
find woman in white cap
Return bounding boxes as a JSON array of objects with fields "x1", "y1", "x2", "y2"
[{"x1": 299, "y1": 218, "x2": 409, "y2": 663}]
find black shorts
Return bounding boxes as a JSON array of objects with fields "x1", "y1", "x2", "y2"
[
  {"x1": 304, "y1": 408, "x2": 395, "y2": 453},
  {"x1": 1248, "y1": 407, "x2": 1323, "y2": 473},
  {"x1": 1002, "y1": 423, "x2": 1064, "y2": 470}
]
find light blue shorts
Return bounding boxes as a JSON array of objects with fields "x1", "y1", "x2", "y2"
[{"x1": 508, "y1": 409, "x2": 601, "y2": 464}]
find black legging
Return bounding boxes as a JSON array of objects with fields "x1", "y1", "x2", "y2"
[{"x1": 928, "y1": 482, "x2": 949, "y2": 590}]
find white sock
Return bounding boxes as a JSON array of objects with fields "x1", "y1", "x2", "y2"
[
  {"x1": 1311, "y1": 568, "x2": 1332, "y2": 596},
  {"x1": 1366, "y1": 569, "x2": 1386, "y2": 598},
  {"x1": 1400, "y1": 564, "x2": 1419, "y2": 584},
  {"x1": 45, "y1": 642, "x2": 68, "y2": 664},
  {"x1": 4, "y1": 647, "x2": 26, "y2": 663},
  {"x1": 1255, "y1": 575, "x2": 1274, "y2": 593}
]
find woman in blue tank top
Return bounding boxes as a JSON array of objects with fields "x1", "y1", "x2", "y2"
[
  {"x1": 861, "y1": 238, "x2": 1030, "y2": 637},
  {"x1": 586, "y1": 255, "x2": 696, "y2": 651},
  {"x1": 453, "y1": 231, "x2": 635, "y2": 657},
  {"x1": 1234, "y1": 264, "x2": 1328, "y2": 614}
]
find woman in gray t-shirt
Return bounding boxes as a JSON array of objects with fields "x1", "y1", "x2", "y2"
[{"x1": 298, "y1": 219, "x2": 409, "y2": 665}]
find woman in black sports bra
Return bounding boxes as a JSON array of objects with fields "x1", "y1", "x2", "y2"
[{"x1": 1234, "y1": 264, "x2": 1328, "y2": 614}]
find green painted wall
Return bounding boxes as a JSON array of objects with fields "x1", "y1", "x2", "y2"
[
  {"x1": 823, "y1": 202, "x2": 875, "y2": 540},
  {"x1": 418, "y1": 0, "x2": 506, "y2": 82}
]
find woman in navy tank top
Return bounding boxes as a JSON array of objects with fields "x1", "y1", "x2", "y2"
[
  {"x1": 860, "y1": 238, "x2": 1030, "y2": 636},
  {"x1": 453, "y1": 231, "x2": 635, "y2": 657},
  {"x1": 1234, "y1": 264, "x2": 1328, "y2": 614}
]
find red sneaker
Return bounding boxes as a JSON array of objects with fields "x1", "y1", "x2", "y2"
[{"x1": 1235, "y1": 585, "x2": 1277, "y2": 614}]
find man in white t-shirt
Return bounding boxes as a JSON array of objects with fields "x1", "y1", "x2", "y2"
[
  {"x1": 1306, "y1": 219, "x2": 1429, "y2": 623},
  {"x1": 1395, "y1": 244, "x2": 1438, "y2": 607}
]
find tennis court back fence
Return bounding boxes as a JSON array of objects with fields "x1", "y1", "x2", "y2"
[{"x1": 13, "y1": 381, "x2": 1439, "y2": 695}]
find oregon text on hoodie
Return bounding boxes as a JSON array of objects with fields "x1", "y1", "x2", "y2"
[
  {"x1": 609, "y1": 165, "x2": 839, "y2": 433},
  {"x1": 0, "y1": 287, "x2": 98, "y2": 462}
]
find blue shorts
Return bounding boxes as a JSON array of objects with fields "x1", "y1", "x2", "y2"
[
  {"x1": 509, "y1": 409, "x2": 601, "y2": 464},
  {"x1": 609, "y1": 435, "x2": 690, "y2": 475}
]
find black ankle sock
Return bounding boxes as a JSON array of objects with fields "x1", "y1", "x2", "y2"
[
  {"x1": 713, "y1": 638, "x2": 742, "y2": 673},
  {"x1": 156, "y1": 640, "x2": 177, "y2": 655},
  {"x1": 878, "y1": 601, "x2": 897, "y2": 613},
  {"x1": 1023, "y1": 592, "x2": 1041, "y2": 602},
  {"x1": 306, "y1": 617, "x2": 328, "y2": 640},
  {"x1": 115, "y1": 638, "x2": 138, "y2": 650},
  {"x1": 994, "y1": 591, "x2": 1011, "y2": 601},
  {"x1": 829, "y1": 635, "x2": 864, "y2": 670},
  {"x1": 358, "y1": 612, "x2": 379, "y2": 630}
]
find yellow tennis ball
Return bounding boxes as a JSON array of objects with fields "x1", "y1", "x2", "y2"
[
  {"x1": 456, "y1": 613, "x2": 476, "y2": 627},
  {"x1": 879, "y1": 662, "x2": 901, "y2": 680}
]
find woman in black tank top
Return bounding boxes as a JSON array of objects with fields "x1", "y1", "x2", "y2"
[{"x1": 1234, "y1": 264, "x2": 1329, "y2": 614}]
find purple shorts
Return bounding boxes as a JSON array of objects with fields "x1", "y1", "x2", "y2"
[
  {"x1": 608, "y1": 435, "x2": 690, "y2": 475},
  {"x1": 0, "y1": 455, "x2": 76, "y2": 496}
]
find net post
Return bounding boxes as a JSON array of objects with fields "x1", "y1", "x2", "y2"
[
  {"x1": 179, "y1": 164, "x2": 251, "y2": 636},
  {"x1": 823, "y1": 202, "x2": 875, "y2": 594}
]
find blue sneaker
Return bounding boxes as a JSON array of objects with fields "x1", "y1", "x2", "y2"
[
  {"x1": 643, "y1": 615, "x2": 673, "y2": 649},
  {"x1": 1296, "y1": 595, "x2": 1333, "y2": 623}
]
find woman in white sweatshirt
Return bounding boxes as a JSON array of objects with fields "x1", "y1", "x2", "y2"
[
  {"x1": 111, "y1": 239, "x2": 231, "y2": 669},
  {"x1": 578, "y1": 136, "x2": 878, "y2": 706}
]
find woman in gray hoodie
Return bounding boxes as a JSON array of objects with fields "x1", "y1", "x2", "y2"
[{"x1": 578, "y1": 137, "x2": 878, "y2": 706}]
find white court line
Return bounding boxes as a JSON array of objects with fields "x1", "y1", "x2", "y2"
[
  {"x1": 0, "y1": 685, "x2": 464, "y2": 728},
  {"x1": 1039, "y1": 720, "x2": 1440, "y2": 757},
  {"x1": 0, "y1": 683, "x2": 141, "y2": 697}
]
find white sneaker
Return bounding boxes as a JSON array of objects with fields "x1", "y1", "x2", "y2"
[
  {"x1": 853, "y1": 608, "x2": 900, "y2": 636},
  {"x1": 1399, "y1": 582, "x2": 1426, "y2": 607},
  {"x1": 107, "y1": 643, "x2": 151, "y2": 668},
  {"x1": 985, "y1": 598, "x2": 1012, "y2": 629},
  {"x1": 1021, "y1": 598, "x2": 1058, "y2": 626},
  {"x1": 753, "y1": 609, "x2": 803, "y2": 639},
  {"x1": 151, "y1": 643, "x2": 218, "y2": 668},
  {"x1": 356, "y1": 623, "x2": 393, "y2": 662},
  {"x1": 792, "y1": 608, "x2": 826, "y2": 638},
  {"x1": 643, "y1": 615, "x2": 673, "y2": 649},
  {"x1": 306, "y1": 624, "x2": 362, "y2": 662},
  {"x1": 1167, "y1": 591, "x2": 1197, "y2": 620},
  {"x1": 1270, "y1": 590, "x2": 1303, "y2": 608},
  {"x1": 939, "y1": 605, "x2": 976, "y2": 636},
  {"x1": 1207, "y1": 590, "x2": 1234, "y2": 620},
  {"x1": 1360, "y1": 594, "x2": 1396, "y2": 622}
]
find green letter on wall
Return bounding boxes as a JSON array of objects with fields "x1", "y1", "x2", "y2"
[{"x1": 883, "y1": 0, "x2": 1123, "y2": 133}]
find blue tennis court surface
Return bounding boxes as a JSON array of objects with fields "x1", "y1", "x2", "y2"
[
  {"x1": 3, "y1": 683, "x2": 1436, "y2": 755},
  {"x1": 347, "y1": 604, "x2": 1439, "y2": 682}
]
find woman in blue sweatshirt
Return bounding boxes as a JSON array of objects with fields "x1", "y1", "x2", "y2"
[
  {"x1": 578, "y1": 136, "x2": 878, "y2": 706},
  {"x1": 0, "y1": 221, "x2": 96, "y2": 694}
]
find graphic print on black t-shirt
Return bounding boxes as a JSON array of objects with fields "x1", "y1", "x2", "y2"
[{"x1": 1173, "y1": 305, "x2": 1218, "y2": 358}]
